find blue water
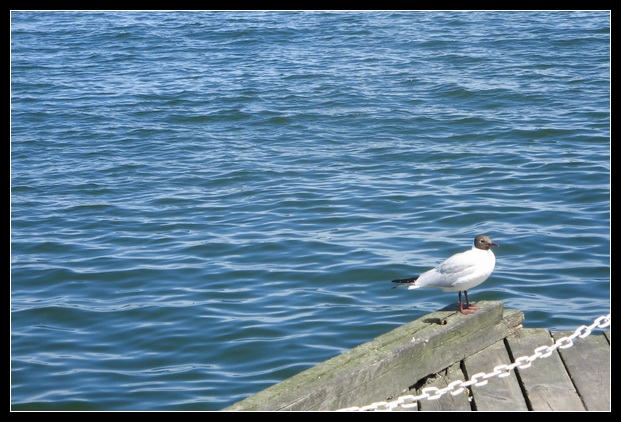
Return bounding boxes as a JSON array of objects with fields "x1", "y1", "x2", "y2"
[{"x1": 11, "y1": 11, "x2": 610, "y2": 411}]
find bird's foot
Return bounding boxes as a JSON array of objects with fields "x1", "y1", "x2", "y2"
[{"x1": 459, "y1": 304, "x2": 478, "y2": 314}]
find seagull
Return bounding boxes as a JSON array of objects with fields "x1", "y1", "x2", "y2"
[{"x1": 392, "y1": 235, "x2": 499, "y2": 314}]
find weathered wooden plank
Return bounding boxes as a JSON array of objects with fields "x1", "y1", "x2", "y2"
[
  {"x1": 552, "y1": 331, "x2": 610, "y2": 411},
  {"x1": 417, "y1": 361, "x2": 471, "y2": 411},
  {"x1": 505, "y1": 329, "x2": 585, "y2": 411},
  {"x1": 225, "y1": 301, "x2": 522, "y2": 411},
  {"x1": 464, "y1": 338, "x2": 529, "y2": 411}
]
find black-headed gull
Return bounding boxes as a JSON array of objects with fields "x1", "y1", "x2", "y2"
[{"x1": 392, "y1": 235, "x2": 499, "y2": 314}]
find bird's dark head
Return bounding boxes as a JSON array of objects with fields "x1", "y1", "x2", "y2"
[{"x1": 474, "y1": 235, "x2": 499, "y2": 250}]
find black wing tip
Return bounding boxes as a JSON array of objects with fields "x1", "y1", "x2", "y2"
[{"x1": 391, "y1": 276, "x2": 419, "y2": 284}]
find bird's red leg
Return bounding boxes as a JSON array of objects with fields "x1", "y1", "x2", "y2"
[
  {"x1": 464, "y1": 290, "x2": 478, "y2": 310},
  {"x1": 458, "y1": 291, "x2": 472, "y2": 314}
]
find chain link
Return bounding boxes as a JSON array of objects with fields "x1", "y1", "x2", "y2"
[{"x1": 338, "y1": 313, "x2": 610, "y2": 411}]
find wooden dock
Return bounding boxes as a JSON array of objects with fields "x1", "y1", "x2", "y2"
[{"x1": 224, "y1": 301, "x2": 610, "y2": 411}]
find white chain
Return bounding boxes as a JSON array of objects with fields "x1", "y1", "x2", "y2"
[{"x1": 338, "y1": 313, "x2": 610, "y2": 411}]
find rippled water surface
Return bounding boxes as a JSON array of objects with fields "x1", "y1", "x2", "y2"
[{"x1": 11, "y1": 11, "x2": 609, "y2": 410}]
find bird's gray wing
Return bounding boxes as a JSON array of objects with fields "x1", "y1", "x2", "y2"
[{"x1": 416, "y1": 251, "x2": 477, "y2": 288}]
